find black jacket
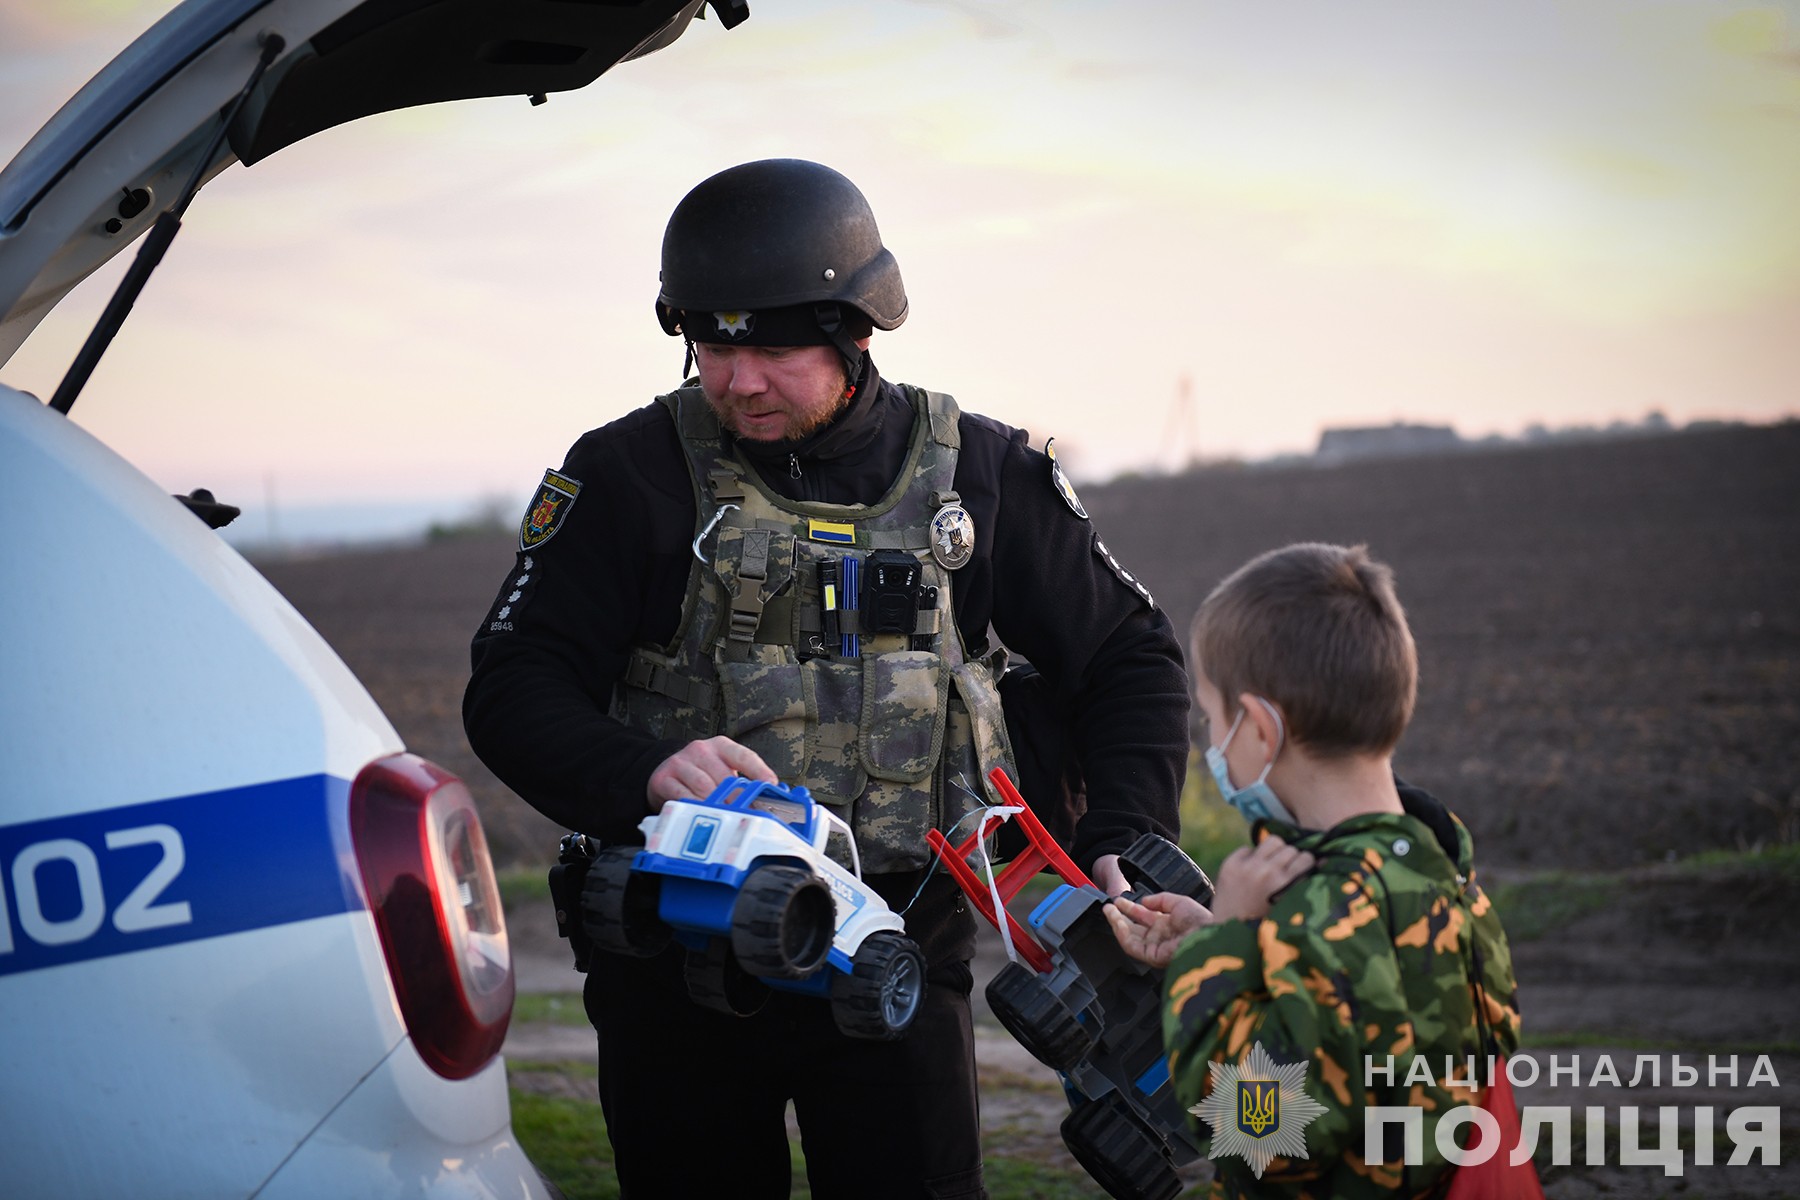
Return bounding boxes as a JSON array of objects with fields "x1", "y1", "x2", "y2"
[{"x1": 463, "y1": 358, "x2": 1190, "y2": 872}]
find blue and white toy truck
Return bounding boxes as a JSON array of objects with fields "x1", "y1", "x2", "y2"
[{"x1": 574, "y1": 777, "x2": 926, "y2": 1040}]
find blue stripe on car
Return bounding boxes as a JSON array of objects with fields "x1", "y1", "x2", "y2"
[{"x1": 0, "y1": 775, "x2": 362, "y2": 977}]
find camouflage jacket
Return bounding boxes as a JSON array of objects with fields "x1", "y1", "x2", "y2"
[{"x1": 1162, "y1": 783, "x2": 1519, "y2": 1199}]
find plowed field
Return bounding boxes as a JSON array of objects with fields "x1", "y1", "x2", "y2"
[{"x1": 260, "y1": 421, "x2": 1800, "y2": 871}]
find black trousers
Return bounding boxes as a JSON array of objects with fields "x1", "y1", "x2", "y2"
[{"x1": 583, "y1": 874, "x2": 985, "y2": 1199}]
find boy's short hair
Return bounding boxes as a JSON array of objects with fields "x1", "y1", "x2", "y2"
[{"x1": 1191, "y1": 543, "x2": 1417, "y2": 756}]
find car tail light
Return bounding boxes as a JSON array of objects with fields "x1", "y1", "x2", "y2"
[{"x1": 350, "y1": 753, "x2": 513, "y2": 1079}]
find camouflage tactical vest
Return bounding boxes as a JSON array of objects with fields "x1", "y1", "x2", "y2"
[{"x1": 612, "y1": 385, "x2": 1017, "y2": 874}]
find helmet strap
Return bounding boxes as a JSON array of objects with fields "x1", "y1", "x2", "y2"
[
  {"x1": 813, "y1": 301, "x2": 864, "y2": 386},
  {"x1": 681, "y1": 335, "x2": 696, "y2": 381}
]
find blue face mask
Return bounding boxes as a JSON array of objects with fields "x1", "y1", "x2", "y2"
[{"x1": 1205, "y1": 697, "x2": 1295, "y2": 826}]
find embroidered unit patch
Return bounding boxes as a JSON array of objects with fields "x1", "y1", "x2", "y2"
[{"x1": 520, "y1": 469, "x2": 581, "y2": 551}]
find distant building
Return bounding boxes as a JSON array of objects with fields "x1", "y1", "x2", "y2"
[{"x1": 1315, "y1": 422, "x2": 1462, "y2": 464}]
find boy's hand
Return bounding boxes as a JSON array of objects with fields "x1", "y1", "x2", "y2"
[
  {"x1": 1210, "y1": 835, "x2": 1315, "y2": 923},
  {"x1": 1105, "y1": 893, "x2": 1214, "y2": 968}
]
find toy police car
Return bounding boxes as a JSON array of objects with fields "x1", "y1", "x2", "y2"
[
  {"x1": 0, "y1": 0, "x2": 728, "y2": 1194},
  {"x1": 573, "y1": 777, "x2": 926, "y2": 1040},
  {"x1": 928, "y1": 769, "x2": 1215, "y2": 1200}
]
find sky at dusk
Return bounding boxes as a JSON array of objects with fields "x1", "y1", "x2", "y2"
[{"x1": 2, "y1": 0, "x2": 1796, "y2": 523}]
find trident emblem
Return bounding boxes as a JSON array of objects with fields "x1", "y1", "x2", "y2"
[{"x1": 1238, "y1": 1079, "x2": 1280, "y2": 1137}]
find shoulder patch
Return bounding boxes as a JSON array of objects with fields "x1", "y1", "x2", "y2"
[
  {"x1": 520, "y1": 468, "x2": 581, "y2": 551},
  {"x1": 1094, "y1": 534, "x2": 1155, "y2": 610},
  {"x1": 1046, "y1": 438, "x2": 1087, "y2": 520}
]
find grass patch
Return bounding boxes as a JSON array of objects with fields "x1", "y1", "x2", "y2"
[
  {"x1": 513, "y1": 992, "x2": 590, "y2": 1027},
  {"x1": 981, "y1": 1154, "x2": 1105, "y2": 1198},
  {"x1": 1483, "y1": 841, "x2": 1800, "y2": 945},
  {"x1": 509, "y1": 1086, "x2": 619, "y2": 1200},
  {"x1": 1178, "y1": 751, "x2": 1249, "y2": 878},
  {"x1": 1481, "y1": 871, "x2": 1620, "y2": 943},
  {"x1": 1674, "y1": 841, "x2": 1800, "y2": 875},
  {"x1": 499, "y1": 866, "x2": 552, "y2": 912},
  {"x1": 510, "y1": 1066, "x2": 813, "y2": 1200},
  {"x1": 511, "y1": 1062, "x2": 1109, "y2": 1199}
]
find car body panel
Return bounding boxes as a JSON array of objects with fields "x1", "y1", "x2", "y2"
[
  {"x1": 0, "y1": 385, "x2": 400, "y2": 816},
  {"x1": 0, "y1": 915, "x2": 405, "y2": 1196},
  {"x1": 0, "y1": 380, "x2": 537, "y2": 1192},
  {"x1": 256, "y1": 1051, "x2": 532, "y2": 1200}
]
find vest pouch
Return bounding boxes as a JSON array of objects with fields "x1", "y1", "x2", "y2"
[
  {"x1": 949, "y1": 656, "x2": 1017, "y2": 807},
  {"x1": 859, "y1": 649, "x2": 950, "y2": 783},
  {"x1": 853, "y1": 777, "x2": 936, "y2": 875},
  {"x1": 936, "y1": 689, "x2": 983, "y2": 841},
  {"x1": 711, "y1": 525, "x2": 797, "y2": 647},
  {"x1": 611, "y1": 663, "x2": 717, "y2": 744},
  {"x1": 717, "y1": 650, "x2": 808, "y2": 782},
  {"x1": 801, "y1": 657, "x2": 869, "y2": 806}
]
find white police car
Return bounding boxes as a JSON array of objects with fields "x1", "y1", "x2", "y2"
[
  {"x1": 0, "y1": 0, "x2": 726, "y2": 1195},
  {"x1": 580, "y1": 777, "x2": 926, "y2": 1039}
]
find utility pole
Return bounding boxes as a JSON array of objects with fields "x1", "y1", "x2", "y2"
[{"x1": 1160, "y1": 373, "x2": 1200, "y2": 471}]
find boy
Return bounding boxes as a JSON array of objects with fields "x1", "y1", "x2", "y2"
[{"x1": 1106, "y1": 543, "x2": 1521, "y2": 1198}]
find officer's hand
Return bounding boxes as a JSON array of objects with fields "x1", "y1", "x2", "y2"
[
  {"x1": 647, "y1": 737, "x2": 778, "y2": 812},
  {"x1": 1092, "y1": 853, "x2": 1129, "y2": 898},
  {"x1": 1104, "y1": 893, "x2": 1213, "y2": 967},
  {"x1": 1209, "y1": 835, "x2": 1315, "y2": 923}
]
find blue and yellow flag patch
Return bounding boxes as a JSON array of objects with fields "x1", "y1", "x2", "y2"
[{"x1": 807, "y1": 518, "x2": 856, "y2": 545}]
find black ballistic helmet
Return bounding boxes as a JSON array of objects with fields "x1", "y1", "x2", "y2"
[{"x1": 656, "y1": 160, "x2": 907, "y2": 378}]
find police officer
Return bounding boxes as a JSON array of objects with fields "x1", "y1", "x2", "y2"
[{"x1": 464, "y1": 159, "x2": 1189, "y2": 1199}]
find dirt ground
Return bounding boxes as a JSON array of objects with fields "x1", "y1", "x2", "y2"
[
  {"x1": 1082, "y1": 423, "x2": 1800, "y2": 871},
  {"x1": 258, "y1": 423, "x2": 1800, "y2": 1197}
]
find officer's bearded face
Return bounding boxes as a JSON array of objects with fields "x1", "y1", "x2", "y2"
[{"x1": 695, "y1": 343, "x2": 850, "y2": 443}]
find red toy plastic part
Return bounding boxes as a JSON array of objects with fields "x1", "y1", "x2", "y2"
[{"x1": 924, "y1": 768, "x2": 1094, "y2": 975}]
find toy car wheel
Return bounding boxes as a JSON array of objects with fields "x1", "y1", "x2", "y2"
[
  {"x1": 1119, "y1": 833, "x2": 1214, "y2": 905},
  {"x1": 684, "y1": 940, "x2": 770, "y2": 1017},
  {"x1": 830, "y1": 932, "x2": 925, "y2": 1040},
  {"x1": 985, "y1": 959, "x2": 1094, "y2": 1072},
  {"x1": 731, "y1": 864, "x2": 834, "y2": 980},
  {"x1": 580, "y1": 845, "x2": 671, "y2": 957},
  {"x1": 1061, "y1": 1091, "x2": 1182, "y2": 1200}
]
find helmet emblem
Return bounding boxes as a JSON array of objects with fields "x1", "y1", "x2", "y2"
[{"x1": 714, "y1": 310, "x2": 755, "y2": 340}]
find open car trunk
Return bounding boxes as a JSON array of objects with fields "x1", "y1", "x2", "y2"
[{"x1": 0, "y1": 0, "x2": 724, "y2": 365}]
